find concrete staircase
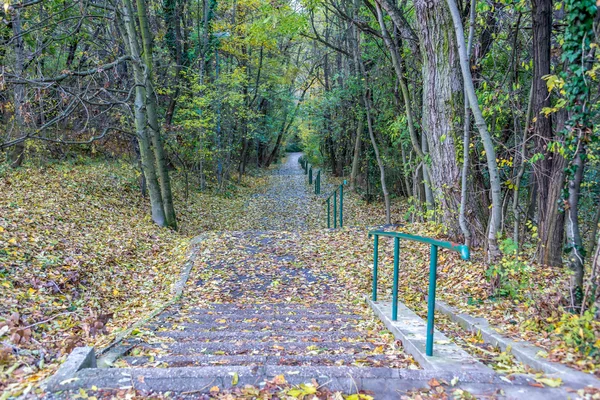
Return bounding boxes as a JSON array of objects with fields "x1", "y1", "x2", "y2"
[{"x1": 118, "y1": 302, "x2": 410, "y2": 369}]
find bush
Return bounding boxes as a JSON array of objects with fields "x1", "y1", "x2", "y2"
[{"x1": 554, "y1": 310, "x2": 600, "y2": 357}]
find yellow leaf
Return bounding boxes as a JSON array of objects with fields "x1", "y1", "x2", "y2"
[
  {"x1": 535, "y1": 377, "x2": 562, "y2": 388},
  {"x1": 300, "y1": 383, "x2": 317, "y2": 395},
  {"x1": 273, "y1": 374, "x2": 286, "y2": 385},
  {"x1": 113, "y1": 289, "x2": 119, "y2": 296},
  {"x1": 8, "y1": 238, "x2": 17, "y2": 245},
  {"x1": 231, "y1": 372, "x2": 238, "y2": 385}
]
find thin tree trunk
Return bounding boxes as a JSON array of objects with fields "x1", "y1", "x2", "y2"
[
  {"x1": 532, "y1": 0, "x2": 565, "y2": 266},
  {"x1": 400, "y1": 145, "x2": 413, "y2": 198},
  {"x1": 120, "y1": 0, "x2": 166, "y2": 227},
  {"x1": 9, "y1": 10, "x2": 25, "y2": 168},
  {"x1": 447, "y1": 0, "x2": 502, "y2": 261},
  {"x1": 355, "y1": 31, "x2": 390, "y2": 224},
  {"x1": 512, "y1": 83, "x2": 534, "y2": 248},
  {"x1": 587, "y1": 199, "x2": 600, "y2": 258},
  {"x1": 135, "y1": 0, "x2": 178, "y2": 229},
  {"x1": 566, "y1": 144, "x2": 586, "y2": 304},
  {"x1": 350, "y1": 116, "x2": 363, "y2": 191},
  {"x1": 459, "y1": 0, "x2": 476, "y2": 247}
]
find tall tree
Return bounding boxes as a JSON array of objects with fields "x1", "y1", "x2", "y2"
[
  {"x1": 414, "y1": 0, "x2": 464, "y2": 239},
  {"x1": 531, "y1": 0, "x2": 565, "y2": 267}
]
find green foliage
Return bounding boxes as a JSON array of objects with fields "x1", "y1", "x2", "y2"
[
  {"x1": 554, "y1": 310, "x2": 600, "y2": 357},
  {"x1": 486, "y1": 238, "x2": 533, "y2": 299}
]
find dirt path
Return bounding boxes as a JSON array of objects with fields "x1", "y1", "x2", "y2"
[{"x1": 242, "y1": 152, "x2": 323, "y2": 231}]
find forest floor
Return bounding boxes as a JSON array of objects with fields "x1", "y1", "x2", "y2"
[{"x1": 1, "y1": 154, "x2": 599, "y2": 399}]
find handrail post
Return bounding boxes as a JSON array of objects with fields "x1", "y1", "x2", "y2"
[
  {"x1": 392, "y1": 237, "x2": 400, "y2": 321},
  {"x1": 372, "y1": 234, "x2": 379, "y2": 301},
  {"x1": 333, "y1": 190, "x2": 337, "y2": 228},
  {"x1": 327, "y1": 199, "x2": 330, "y2": 228},
  {"x1": 339, "y1": 184, "x2": 343, "y2": 228},
  {"x1": 317, "y1": 171, "x2": 320, "y2": 194},
  {"x1": 426, "y1": 244, "x2": 439, "y2": 356},
  {"x1": 309, "y1": 167, "x2": 313, "y2": 184}
]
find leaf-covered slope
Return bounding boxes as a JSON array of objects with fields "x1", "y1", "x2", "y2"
[{"x1": 0, "y1": 161, "x2": 190, "y2": 396}]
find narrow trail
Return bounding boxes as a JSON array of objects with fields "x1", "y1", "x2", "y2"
[{"x1": 242, "y1": 152, "x2": 323, "y2": 231}]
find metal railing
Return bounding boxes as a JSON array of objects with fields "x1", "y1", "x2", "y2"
[
  {"x1": 368, "y1": 230, "x2": 470, "y2": 356},
  {"x1": 299, "y1": 157, "x2": 307, "y2": 172},
  {"x1": 324, "y1": 184, "x2": 344, "y2": 228},
  {"x1": 299, "y1": 157, "x2": 321, "y2": 195}
]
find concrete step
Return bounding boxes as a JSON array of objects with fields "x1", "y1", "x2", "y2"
[
  {"x1": 121, "y1": 353, "x2": 394, "y2": 367},
  {"x1": 154, "y1": 329, "x2": 364, "y2": 341},
  {"x1": 136, "y1": 341, "x2": 377, "y2": 356},
  {"x1": 156, "y1": 313, "x2": 361, "y2": 323},
  {"x1": 177, "y1": 302, "x2": 348, "y2": 312},
  {"x1": 147, "y1": 320, "x2": 357, "y2": 332},
  {"x1": 52, "y1": 363, "x2": 565, "y2": 400},
  {"x1": 167, "y1": 308, "x2": 362, "y2": 318}
]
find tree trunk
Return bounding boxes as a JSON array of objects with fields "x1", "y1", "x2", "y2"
[
  {"x1": 355, "y1": 30, "x2": 390, "y2": 224},
  {"x1": 350, "y1": 116, "x2": 363, "y2": 191},
  {"x1": 459, "y1": 0, "x2": 476, "y2": 247},
  {"x1": 447, "y1": 0, "x2": 503, "y2": 261},
  {"x1": 136, "y1": 0, "x2": 178, "y2": 229},
  {"x1": 9, "y1": 10, "x2": 25, "y2": 168},
  {"x1": 414, "y1": 0, "x2": 463, "y2": 238},
  {"x1": 120, "y1": 0, "x2": 166, "y2": 227},
  {"x1": 566, "y1": 144, "x2": 585, "y2": 304},
  {"x1": 532, "y1": 0, "x2": 565, "y2": 266},
  {"x1": 587, "y1": 199, "x2": 600, "y2": 258},
  {"x1": 513, "y1": 83, "x2": 534, "y2": 249}
]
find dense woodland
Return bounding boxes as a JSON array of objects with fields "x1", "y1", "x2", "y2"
[{"x1": 1, "y1": 0, "x2": 599, "y2": 346}]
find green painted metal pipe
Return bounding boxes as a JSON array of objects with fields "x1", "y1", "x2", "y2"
[
  {"x1": 309, "y1": 167, "x2": 313, "y2": 184},
  {"x1": 372, "y1": 235, "x2": 379, "y2": 301},
  {"x1": 426, "y1": 244, "x2": 439, "y2": 356},
  {"x1": 333, "y1": 190, "x2": 337, "y2": 228},
  {"x1": 392, "y1": 237, "x2": 400, "y2": 321},
  {"x1": 327, "y1": 199, "x2": 330, "y2": 228},
  {"x1": 367, "y1": 230, "x2": 469, "y2": 356},
  {"x1": 367, "y1": 231, "x2": 470, "y2": 261},
  {"x1": 318, "y1": 172, "x2": 321, "y2": 194},
  {"x1": 316, "y1": 171, "x2": 320, "y2": 194},
  {"x1": 339, "y1": 184, "x2": 343, "y2": 228}
]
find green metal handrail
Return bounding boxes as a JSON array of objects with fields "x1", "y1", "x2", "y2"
[
  {"x1": 368, "y1": 230, "x2": 470, "y2": 357},
  {"x1": 314, "y1": 170, "x2": 321, "y2": 195},
  {"x1": 309, "y1": 167, "x2": 313, "y2": 184},
  {"x1": 323, "y1": 183, "x2": 344, "y2": 228}
]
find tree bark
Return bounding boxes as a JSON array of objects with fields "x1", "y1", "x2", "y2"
[
  {"x1": 136, "y1": 0, "x2": 178, "y2": 229},
  {"x1": 120, "y1": 0, "x2": 166, "y2": 227},
  {"x1": 414, "y1": 0, "x2": 463, "y2": 238},
  {"x1": 566, "y1": 144, "x2": 585, "y2": 303},
  {"x1": 9, "y1": 10, "x2": 26, "y2": 168},
  {"x1": 350, "y1": 116, "x2": 363, "y2": 191},
  {"x1": 532, "y1": 0, "x2": 565, "y2": 266}
]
